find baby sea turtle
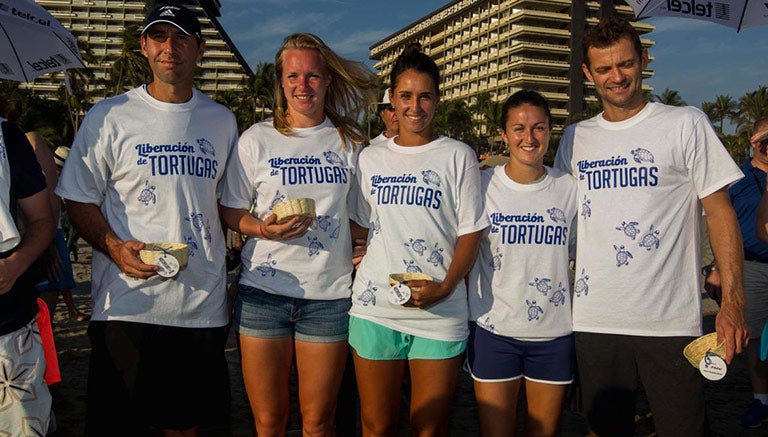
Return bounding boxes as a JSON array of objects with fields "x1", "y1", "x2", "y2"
[
  {"x1": 526, "y1": 299, "x2": 544, "y2": 321},
  {"x1": 196, "y1": 138, "x2": 215, "y2": 156},
  {"x1": 575, "y1": 269, "x2": 590, "y2": 297},
  {"x1": 317, "y1": 215, "x2": 332, "y2": 232},
  {"x1": 528, "y1": 277, "x2": 552, "y2": 296},
  {"x1": 403, "y1": 259, "x2": 423, "y2": 273},
  {"x1": 547, "y1": 207, "x2": 567, "y2": 224},
  {"x1": 323, "y1": 151, "x2": 345, "y2": 166},
  {"x1": 307, "y1": 236, "x2": 324, "y2": 256},
  {"x1": 256, "y1": 254, "x2": 277, "y2": 277},
  {"x1": 405, "y1": 238, "x2": 427, "y2": 256},
  {"x1": 614, "y1": 245, "x2": 633, "y2": 267},
  {"x1": 581, "y1": 196, "x2": 592, "y2": 219},
  {"x1": 270, "y1": 191, "x2": 286, "y2": 210},
  {"x1": 138, "y1": 180, "x2": 157, "y2": 206},
  {"x1": 421, "y1": 169, "x2": 442, "y2": 187},
  {"x1": 373, "y1": 217, "x2": 381, "y2": 234},
  {"x1": 183, "y1": 236, "x2": 198, "y2": 257},
  {"x1": 630, "y1": 148, "x2": 655, "y2": 164},
  {"x1": 639, "y1": 224, "x2": 660, "y2": 251},
  {"x1": 427, "y1": 243, "x2": 444, "y2": 267},
  {"x1": 358, "y1": 280, "x2": 377, "y2": 307},
  {"x1": 550, "y1": 282, "x2": 566, "y2": 307},
  {"x1": 490, "y1": 247, "x2": 503, "y2": 272},
  {"x1": 616, "y1": 221, "x2": 641, "y2": 240},
  {"x1": 186, "y1": 212, "x2": 205, "y2": 231},
  {"x1": 329, "y1": 226, "x2": 339, "y2": 239}
]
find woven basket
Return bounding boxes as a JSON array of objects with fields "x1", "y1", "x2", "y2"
[
  {"x1": 139, "y1": 242, "x2": 189, "y2": 269},
  {"x1": 683, "y1": 332, "x2": 726, "y2": 368},
  {"x1": 272, "y1": 198, "x2": 316, "y2": 224},
  {"x1": 388, "y1": 272, "x2": 433, "y2": 287}
]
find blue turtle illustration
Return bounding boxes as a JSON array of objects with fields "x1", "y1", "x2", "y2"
[
  {"x1": 616, "y1": 221, "x2": 641, "y2": 240},
  {"x1": 581, "y1": 196, "x2": 592, "y2": 219},
  {"x1": 323, "y1": 151, "x2": 345, "y2": 166},
  {"x1": 528, "y1": 277, "x2": 552, "y2": 296},
  {"x1": 373, "y1": 217, "x2": 381, "y2": 234},
  {"x1": 270, "y1": 191, "x2": 286, "y2": 210},
  {"x1": 256, "y1": 254, "x2": 277, "y2": 277},
  {"x1": 630, "y1": 148, "x2": 655, "y2": 164},
  {"x1": 186, "y1": 212, "x2": 205, "y2": 231},
  {"x1": 196, "y1": 138, "x2": 215, "y2": 156},
  {"x1": 183, "y1": 236, "x2": 199, "y2": 257},
  {"x1": 614, "y1": 245, "x2": 633, "y2": 267},
  {"x1": 526, "y1": 299, "x2": 544, "y2": 321},
  {"x1": 358, "y1": 281, "x2": 378, "y2": 307},
  {"x1": 550, "y1": 282, "x2": 566, "y2": 307},
  {"x1": 0, "y1": 144, "x2": 6, "y2": 160},
  {"x1": 575, "y1": 269, "x2": 590, "y2": 297},
  {"x1": 138, "y1": 180, "x2": 157, "y2": 205},
  {"x1": 421, "y1": 169, "x2": 442, "y2": 187},
  {"x1": 202, "y1": 224, "x2": 212, "y2": 242},
  {"x1": 329, "y1": 226, "x2": 339, "y2": 239},
  {"x1": 639, "y1": 224, "x2": 660, "y2": 251},
  {"x1": 307, "y1": 236, "x2": 324, "y2": 256},
  {"x1": 317, "y1": 215, "x2": 332, "y2": 232},
  {"x1": 427, "y1": 243, "x2": 444, "y2": 267},
  {"x1": 405, "y1": 238, "x2": 427, "y2": 256},
  {"x1": 481, "y1": 316, "x2": 495, "y2": 333},
  {"x1": 403, "y1": 259, "x2": 422, "y2": 273},
  {"x1": 547, "y1": 207, "x2": 567, "y2": 224},
  {"x1": 490, "y1": 247, "x2": 503, "y2": 271}
]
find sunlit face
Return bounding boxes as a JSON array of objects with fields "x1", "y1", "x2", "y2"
[
  {"x1": 280, "y1": 48, "x2": 331, "y2": 127},
  {"x1": 583, "y1": 36, "x2": 648, "y2": 120},
  {"x1": 391, "y1": 69, "x2": 438, "y2": 137},
  {"x1": 141, "y1": 23, "x2": 203, "y2": 87},
  {"x1": 379, "y1": 103, "x2": 399, "y2": 137},
  {"x1": 500, "y1": 103, "x2": 550, "y2": 169}
]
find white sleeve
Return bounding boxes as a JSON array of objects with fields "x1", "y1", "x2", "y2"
[
  {"x1": 220, "y1": 128, "x2": 258, "y2": 210},
  {"x1": 553, "y1": 125, "x2": 576, "y2": 176}
]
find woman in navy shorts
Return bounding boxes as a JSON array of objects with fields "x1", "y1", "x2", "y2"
[
  {"x1": 220, "y1": 33, "x2": 377, "y2": 436},
  {"x1": 467, "y1": 90, "x2": 578, "y2": 436}
]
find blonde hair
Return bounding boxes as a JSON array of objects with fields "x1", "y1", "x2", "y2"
[{"x1": 274, "y1": 33, "x2": 379, "y2": 147}]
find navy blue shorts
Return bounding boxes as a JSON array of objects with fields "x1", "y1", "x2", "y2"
[{"x1": 467, "y1": 323, "x2": 574, "y2": 384}]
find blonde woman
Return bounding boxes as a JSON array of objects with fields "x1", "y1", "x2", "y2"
[{"x1": 220, "y1": 33, "x2": 377, "y2": 436}]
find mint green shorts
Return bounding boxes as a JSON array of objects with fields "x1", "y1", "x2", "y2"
[{"x1": 348, "y1": 316, "x2": 466, "y2": 360}]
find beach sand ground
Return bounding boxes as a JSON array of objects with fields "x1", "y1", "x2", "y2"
[{"x1": 47, "y1": 242, "x2": 766, "y2": 436}]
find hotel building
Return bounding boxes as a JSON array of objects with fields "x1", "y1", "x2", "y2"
[{"x1": 370, "y1": 0, "x2": 654, "y2": 131}]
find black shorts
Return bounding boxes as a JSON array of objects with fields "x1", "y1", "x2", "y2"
[
  {"x1": 575, "y1": 332, "x2": 705, "y2": 437},
  {"x1": 85, "y1": 321, "x2": 230, "y2": 436}
]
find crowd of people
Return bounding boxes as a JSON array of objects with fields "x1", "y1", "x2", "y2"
[{"x1": 1, "y1": 4, "x2": 766, "y2": 437}]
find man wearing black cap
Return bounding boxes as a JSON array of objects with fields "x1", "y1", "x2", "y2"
[{"x1": 56, "y1": 4, "x2": 238, "y2": 436}]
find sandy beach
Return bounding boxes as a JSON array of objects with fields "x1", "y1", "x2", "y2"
[{"x1": 47, "y1": 241, "x2": 766, "y2": 436}]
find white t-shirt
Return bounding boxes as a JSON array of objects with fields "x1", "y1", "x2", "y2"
[
  {"x1": 220, "y1": 118, "x2": 358, "y2": 300},
  {"x1": 350, "y1": 136, "x2": 490, "y2": 341},
  {"x1": 468, "y1": 165, "x2": 577, "y2": 339},
  {"x1": 55, "y1": 86, "x2": 238, "y2": 328},
  {"x1": 554, "y1": 102, "x2": 743, "y2": 336},
  {"x1": 369, "y1": 132, "x2": 389, "y2": 147}
]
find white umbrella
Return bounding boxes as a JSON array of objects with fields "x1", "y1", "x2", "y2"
[
  {"x1": 0, "y1": 0, "x2": 86, "y2": 81},
  {"x1": 626, "y1": 0, "x2": 768, "y2": 31}
]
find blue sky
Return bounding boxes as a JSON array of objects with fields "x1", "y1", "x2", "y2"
[{"x1": 218, "y1": 1, "x2": 767, "y2": 127}]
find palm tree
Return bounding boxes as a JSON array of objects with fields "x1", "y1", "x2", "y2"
[
  {"x1": 737, "y1": 86, "x2": 768, "y2": 135},
  {"x1": 107, "y1": 25, "x2": 150, "y2": 95},
  {"x1": 652, "y1": 88, "x2": 686, "y2": 106},
  {"x1": 711, "y1": 95, "x2": 738, "y2": 134},
  {"x1": 434, "y1": 99, "x2": 476, "y2": 147},
  {"x1": 240, "y1": 62, "x2": 275, "y2": 126}
]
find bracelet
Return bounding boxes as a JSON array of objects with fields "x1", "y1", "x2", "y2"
[
  {"x1": 258, "y1": 224, "x2": 273, "y2": 240},
  {"x1": 701, "y1": 263, "x2": 717, "y2": 276}
]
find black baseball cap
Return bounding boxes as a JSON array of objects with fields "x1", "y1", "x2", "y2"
[{"x1": 142, "y1": 4, "x2": 202, "y2": 41}]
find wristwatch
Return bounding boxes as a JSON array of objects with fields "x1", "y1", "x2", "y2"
[{"x1": 701, "y1": 263, "x2": 718, "y2": 276}]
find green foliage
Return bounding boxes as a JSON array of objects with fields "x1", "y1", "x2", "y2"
[{"x1": 652, "y1": 88, "x2": 687, "y2": 106}]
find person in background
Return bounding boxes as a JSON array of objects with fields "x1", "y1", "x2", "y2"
[
  {"x1": 467, "y1": 90, "x2": 577, "y2": 437},
  {"x1": 220, "y1": 33, "x2": 377, "y2": 436},
  {"x1": 349, "y1": 43, "x2": 489, "y2": 436},
  {"x1": 369, "y1": 88, "x2": 399, "y2": 146},
  {"x1": 0, "y1": 116, "x2": 57, "y2": 434},
  {"x1": 56, "y1": 5, "x2": 237, "y2": 435},
  {"x1": 554, "y1": 16, "x2": 747, "y2": 436}
]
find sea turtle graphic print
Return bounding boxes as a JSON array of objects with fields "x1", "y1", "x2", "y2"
[
  {"x1": 575, "y1": 269, "x2": 590, "y2": 297},
  {"x1": 526, "y1": 299, "x2": 544, "y2": 321},
  {"x1": 581, "y1": 196, "x2": 592, "y2": 219},
  {"x1": 403, "y1": 259, "x2": 422, "y2": 273},
  {"x1": 421, "y1": 170, "x2": 441, "y2": 187},
  {"x1": 323, "y1": 151, "x2": 345, "y2": 166},
  {"x1": 630, "y1": 148, "x2": 655, "y2": 164},
  {"x1": 490, "y1": 247, "x2": 503, "y2": 272},
  {"x1": 529, "y1": 277, "x2": 552, "y2": 296},
  {"x1": 307, "y1": 236, "x2": 324, "y2": 256},
  {"x1": 549, "y1": 282, "x2": 566, "y2": 307},
  {"x1": 358, "y1": 281, "x2": 378, "y2": 306},
  {"x1": 138, "y1": 180, "x2": 157, "y2": 205},
  {"x1": 639, "y1": 224, "x2": 660, "y2": 251},
  {"x1": 196, "y1": 138, "x2": 215, "y2": 156},
  {"x1": 256, "y1": 254, "x2": 277, "y2": 277},
  {"x1": 427, "y1": 243, "x2": 444, "y2": 267},
  {"x1": 614, "y1": 245, "x2": 633, "y2": 267},
  {"x1": 547, "y1": 207, "x2": 567, "y2": 224},
  {"x1": 405, "y1": 238, "x2": 427, "y2": 256},
  {"x1": 616, "y1": 221, "x2": 641, "y2": 240}
]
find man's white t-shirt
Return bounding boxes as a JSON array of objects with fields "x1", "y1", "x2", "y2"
[
  {"x1": 554, "y1": 102, "x2": 743, "y2": 336},
  {"x1": 56, "y1": 86, "x2": 238, "y2": 328}
]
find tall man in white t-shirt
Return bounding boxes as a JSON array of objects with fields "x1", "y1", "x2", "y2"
[
  {"x1": 554, "y1": 16, "x2": 748, "y2": 436},
  {"x1": 56, "y1": 5, "x2": 238, "y2": 436}
]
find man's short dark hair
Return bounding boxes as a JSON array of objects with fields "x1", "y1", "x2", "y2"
[{"x1": 582, "y1": 16, "x2": 643, "y2": 68}]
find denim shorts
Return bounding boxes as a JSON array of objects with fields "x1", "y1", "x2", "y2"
[
  {"x1": 349, "y1": 316, "x2": 466, "y2": 360},
  {"x1": 234, "y1": 284, "x2": 351, "y2": 343},
  {"x1": 467, "y1": 323, "x2": 574, "y2": 384}
]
